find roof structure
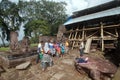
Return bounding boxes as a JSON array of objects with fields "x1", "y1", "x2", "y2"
[{"x1": 64, "y1": 0, "x2": 120, "y2": 26}]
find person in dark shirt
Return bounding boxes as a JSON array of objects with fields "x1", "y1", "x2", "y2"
[{"x1": 76, "y1": 56, "x2": 88, "y2": 63}]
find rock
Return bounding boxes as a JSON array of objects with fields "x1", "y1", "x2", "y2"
[
  {"x1": 0, "y1": 66, "x2": 5, "y2": 72},
  {"x1": 75, "y1": 55, "x2": 117, "y2": 80},
  {"x1": 61, "y1": 59, "x2": 73, "y2": 65},
  {"x1": 0, "y1": 77, "x2": 5, "y2": 80},
  {"x1": 113, "y1": 67, "x2": 120, "y2": 80},
  {"x1": 16, "y1": 61, "x2": 31, "y2": 70},
  {"x1": 50, "y1": 72, "x2": 65, "y2": 80}
]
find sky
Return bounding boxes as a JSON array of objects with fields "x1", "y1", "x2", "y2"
[
  {"x1": 0, "y1": 0, "x2": 113, "y2": 44},
  {"x1": 56, "y1": 0, "x2": 113, "y2": 15},
  {"x1": 0, "y1": 0, "x2": 113, "y2": 15}
]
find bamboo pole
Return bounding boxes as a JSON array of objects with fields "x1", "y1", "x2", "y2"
[
  {"x1": 69, "y1": 32, "x2": 72, "y2": 39},
  {"x1": 115, "y1": 28, "x2": 118, "y2": 37},
  {"x1": 100, "y1": 22, "x2": 104, "y2": 51},
  {"x1": 103, "y1": 30, "x2": 117, "y2": 37},
  {"x1": 72, "y1": 29, "x2": 78, "y2": 49},
  {"x1": 82, "y1": 26, "x2": 85, "y2": 40}
]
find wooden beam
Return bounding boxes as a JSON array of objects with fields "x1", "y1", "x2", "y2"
[
  {"x1": 64, "y1": 24, "x2": 120, "y2": 33},
  {"x1": 115, "y1": 28, "x2": 118, "y2": 37},
  {"x1": 82, "y1": 26, "x2": 85, "y2": 40},
  {"x1": 86, "y1": 31, "x2": 98, "y2": 39},
  {"x1": 100, "y1": 22, "x2": 104, "y2": 51},
  {"x1": 69, "y1": 32, "x2": 72, "y2": 39},
  {"x1": 71, "y1": 33, "x2": 74, "y2": 39},
  {"x1": 72, "y1": 41, "x2": 75, "y2": 49},
  {"x1": 74, "y1": 29, "x2": 78, "y2": 39},
  {"x1": 78, "y1": 32, "x2": 81, "y2": 39}
]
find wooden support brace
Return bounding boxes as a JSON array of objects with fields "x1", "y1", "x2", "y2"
[
  {"x1": 86, "y1": 31, "x2": 98, "y2": 39},
  {"x1": 103, "y1": 30, "x2": 117, "y2": 37}
]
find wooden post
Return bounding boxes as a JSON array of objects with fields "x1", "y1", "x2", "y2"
[
  {"x1": 72, "y1": 29, "x2": 78, "y2": 49},
  {"x1": 100, "y1": 22, "x2": 104, "y2": 51},
  {"x1": 84, "y1": 31, "x2": 86, "y2": 40},
  {"x1": 69, "y1": 32, "x2": 72, "y2": 39},
  {"x1": 74, "y1": 28, "x2": 78, "y2": 39},
  {"x1": 82, "y1": 26, "x2": 85, "y2": 40},
  {"x1": 115, "y1": 28, "x2": 118, "y2": 37},
  {"x1": 72, "y1": 32, "x2": 74, "y2": 39}
]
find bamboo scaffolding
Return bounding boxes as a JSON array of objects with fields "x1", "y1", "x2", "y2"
[{"x1": 66, "y1": 23, "x2": 119, "y2": 50}]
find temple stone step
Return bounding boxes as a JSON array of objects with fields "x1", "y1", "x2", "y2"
[{"x1": 15, "y1": 61, "x2": 31, "y2": 70}]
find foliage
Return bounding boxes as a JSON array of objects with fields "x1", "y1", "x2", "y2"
[
  {"x1": 24, "y1": 20, "x2": 50, "y2": 36},
  {"x1": 38, "y1": 0, "x2": 67, "y2": 35},
  {"x1": 0, "y1": 0, "x2": 24, "y2": 41},
  {"x1": 0, "y1": 0, "x2": 67, "y2": 45},
  {"x1": 20, "y1": 0, "x2": 67, "y2": 36}
]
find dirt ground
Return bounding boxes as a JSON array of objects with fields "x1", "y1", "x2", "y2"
[{"x1": 0, "y1": 49, "x2": 119, "y2": 80}]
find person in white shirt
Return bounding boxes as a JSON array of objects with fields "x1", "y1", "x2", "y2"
[
  {"x1": 36, "y1": 41, "x2": 43, "y2": 63},
  {"x1": 44, "y1": 41, "x2": 50, "y2": 53},
  {"x1": 79, "y1": 40, "x2": 85, "y2": 56}
]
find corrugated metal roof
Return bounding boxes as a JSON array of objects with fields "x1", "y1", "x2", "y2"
[
  {"x1": 73, "y1": 0, "x2": 120, "y2": 18},
  {"x1": 64, "y1": 7, "x2": 120, "y2": 26}
]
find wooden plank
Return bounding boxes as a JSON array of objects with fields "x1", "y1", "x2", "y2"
[{"x1": 84, "y1": 38, "x2": 92, "y2": 53}]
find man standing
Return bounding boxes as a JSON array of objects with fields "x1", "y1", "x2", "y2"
[{"x1": 79, "y1": 40, "x2": 85, "y2": 56}]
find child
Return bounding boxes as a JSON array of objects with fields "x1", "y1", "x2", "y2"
[{"x1": 60, "y1": 43, "x2": 65, "y2": 57}]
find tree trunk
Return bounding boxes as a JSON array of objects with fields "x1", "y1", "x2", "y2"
[{"x1": 0, "y1": 34, "x2": 5, "y2": 47}]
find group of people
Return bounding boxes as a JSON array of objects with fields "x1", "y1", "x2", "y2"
[
  {"x1": 36, "y1": 39, "x2": 69, "y2": 71},
  {"x1": 36, "y1": 38, "x2": 88, "y2": 71}
]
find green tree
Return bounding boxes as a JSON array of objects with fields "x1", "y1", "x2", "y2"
[
  {"x1": 20, "y1": 0, "x2": 67, "y2": 36},
  {"x1": 38, "y1": 0, "x2": 67, "y2": 35},
  {"x1": 0, "y1": 0, "x2": 24, "y2": 49},
  {"x1": 0, "y1": 0, "x2": 23, "y2": 40}
]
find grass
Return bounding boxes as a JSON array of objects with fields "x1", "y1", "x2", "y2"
[
  {"x1": 0, "y1": 43, "x2": 38, "y2": 52},
  {"x1": 30, "y1": 43, "x2": 38, "y2": 47},
  {"x1": 0, "y1": 47, "x2": 10, "y2": 52}
]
